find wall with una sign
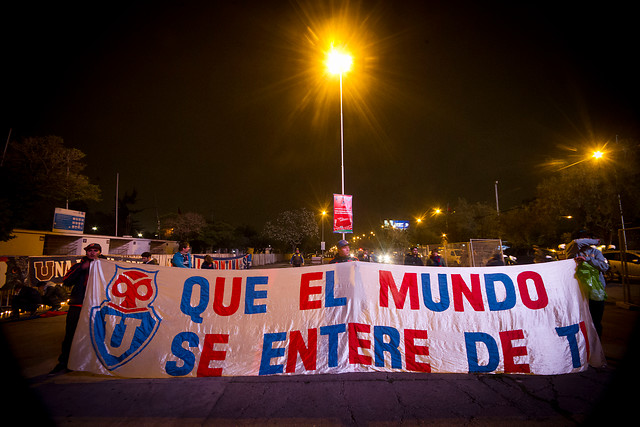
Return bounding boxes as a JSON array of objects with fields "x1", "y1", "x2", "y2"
[{"x1": 69, "y1": 259, "x2": 605, "y2": 378}]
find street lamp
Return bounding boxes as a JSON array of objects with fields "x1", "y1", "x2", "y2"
[
  {"x1": 592, "y1": 148, "x2": 627, "y2": 248},
  {"x1": 326, "y1": 45, "x2": 352, "y2": 239},
  {"x1": 592, "y1": 145, "x2": 633, "y2": 305}
]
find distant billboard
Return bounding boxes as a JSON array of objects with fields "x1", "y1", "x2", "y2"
[
  {"x1": 52, "y1": 208, "x2": 86, "y2": 234},
  {"x1": 384, "y1": 219, "x2": 409, "y2": 230}
]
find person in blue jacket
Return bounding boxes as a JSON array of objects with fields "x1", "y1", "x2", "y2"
[{"x1": 172, "y1": 241, "x2": 192, "y2": 268}]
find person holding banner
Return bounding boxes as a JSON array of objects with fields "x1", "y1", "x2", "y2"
[
  {"x1": 50, "y1": 243, "x2": 103, "y2": 374},
  {"x1": 171, "y1": 242, "x2": 192, "y2": 268},
  {"x1": 329, "y1": 240, "x2": 357, "y2": 263},
  {"x1": 567, "y1": 232, "x2": 609, "y2": 338}
]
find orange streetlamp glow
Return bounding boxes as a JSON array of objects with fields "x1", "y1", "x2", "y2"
[{"x1": 326, "y1": 47, "x2": 352, "y2": 75}]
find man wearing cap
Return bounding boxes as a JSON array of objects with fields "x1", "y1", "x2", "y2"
[
  {"x1": 50, "y1": 243, "x2": 103, "y2": 374},
  {"x1": 329, "y1": 240, "x2": 357, "y2": 264}
]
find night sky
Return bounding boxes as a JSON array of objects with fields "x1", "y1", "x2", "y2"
[{"x1": 4, "y1": 1, "x2": 638, "y2": 238}]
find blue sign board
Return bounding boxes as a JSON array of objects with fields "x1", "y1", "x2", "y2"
[{"x1": 53, "y1": 208, "x2": 86, "y2": 233}]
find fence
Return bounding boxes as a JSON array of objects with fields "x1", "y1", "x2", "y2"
[{"x1": 424, "y1": 239, "x2": 502, "y2": 267}]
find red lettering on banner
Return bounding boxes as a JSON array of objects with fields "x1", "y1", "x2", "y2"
[
  {"x1": 379, "y1": 271, "x2": 420, "y2": 309},
  {"x1": 405, "y1": 329, "x2": 430, "y2": 372},
  {"x1": 300, "y1": 272, "x2": 323, "y2": 310},
  {"x1": 452, "y1": 274, "x2": 485, "y2": 312},
  {"x1": 349, "y1": 323, "x2": 372, "y2": 365},
  {"x1": 499, "y1": 329, "x2": 530, "y2": 373},
  {"x1": 517, "y1": 271, "x2": 549, "y2": 309},
  {"x1": 197, "y1": 333, "x2": 229, "y2": 377},
  {"x1": 286, "y1": 329, "x2": 318, "y2": 372},
  {"x1": 212, "y1": 277, "x2": 242, "y2": 316}
]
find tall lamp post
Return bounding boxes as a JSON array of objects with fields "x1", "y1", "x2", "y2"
[
  {"x1": 326, "y1": 46, "x2": 352, "y2": 239},
  {"x1": 591, "y1": 146, "x2": 637, "y2": 308},
  {"x1": 321, "y1": 210, "x2": 327, "y2": 261},
  {"x1": 592, "y1": 149, "x2": 627, "y2": 249}
]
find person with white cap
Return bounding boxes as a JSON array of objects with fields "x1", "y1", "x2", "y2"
[
  {"x1": 329, "y1": 240, "x2": 357, "y2": 264},
  {"x1": 50, "y1": 243, "x2": 103, "y2": 374}
]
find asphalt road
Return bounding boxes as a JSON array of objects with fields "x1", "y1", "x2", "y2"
[{"x1": 2, "y1": 278, "x2": 639, "y2": 426}]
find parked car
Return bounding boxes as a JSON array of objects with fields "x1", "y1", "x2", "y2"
[{"x1": 602, "y1": 250, "x2": 640, "y2": 282}]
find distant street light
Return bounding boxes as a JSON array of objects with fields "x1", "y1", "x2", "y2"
[{"x1": 326, "y1": 46, "x2": 352, "y2": 239}]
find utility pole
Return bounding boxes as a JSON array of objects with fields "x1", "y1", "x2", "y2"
[
  {"x1": 1, "y1": 128, "x2": 11, "y2": 167},
  {"x1": 494, "y1": 181, "x2": 500, "y2": 215},
  {"x1": 115, "y1": 172, "x2": 119, "y2": 236}
]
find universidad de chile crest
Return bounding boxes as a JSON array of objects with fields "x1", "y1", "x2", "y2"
[{"x1": 91, "y1": 266, "x2": 162, "y2": 370}]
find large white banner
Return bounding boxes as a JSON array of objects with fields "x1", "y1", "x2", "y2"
[{"x1": 69, "y1": 259, "x2": 605, "y2": 377}]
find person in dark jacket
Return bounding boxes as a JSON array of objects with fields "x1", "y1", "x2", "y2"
[
  {"x1": 486, "y1": 252, "x2": 505, "y2": 266},
  {"x1": 404, "y1": 247, "x2": 423, "y2": 266},
  {"x1": 290, "y1": 249, "x2": 304, "y2": 267},
  {"x1": 141, "y1": 252, "x2": 159, "y2": 265},
  {"x1": 50, "y1": 243, "x2": 103, "y2": 374},
  {"x1": 329, "y1": 240, "x2": 357, "y2": 264},
  {"x1": 201, "y1": 255, "x2": 215, "y2": 269},
  {"x1": 427, "y1": 250, "x2": 444, "y2": 266}
]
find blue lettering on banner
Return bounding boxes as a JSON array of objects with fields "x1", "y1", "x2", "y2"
[
  {"x1": 465, "y1": 332, "x2": 500, "y2": 373},
  {"x1": 374, "y1": 326, "x2": 402, "y2": 368},
  {"x1": 180, "y1": 276, "x2": 210, "y2": 323},
  {"x1": 259, "y1": 332, "x2": 287, "y2": 375},
  {"x1": 484, "y1": 273, "x2": 517, "y2": 311},
  {"x1": 320, "y1": 324, "x2": 346, "y2": 367},
  {"x1": 325, "y1": 271, "x2": 347, "y2": 307},
  {"x1": 166, "y1": 332, "x2": 199, "y2": 376},
  {"x1": 245, "y1": 276, "x2": 269, "y2": 314},
  {"x1": 556, "y1": 324, "x2": 582, "y2": 368},
  {"x1": 421, "y1": 273, "x2": 450, "y2": 312}
]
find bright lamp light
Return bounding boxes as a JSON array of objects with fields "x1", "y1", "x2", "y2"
[{"x1": 326, "y1": 47, "x2": 352, "y2": 75}]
